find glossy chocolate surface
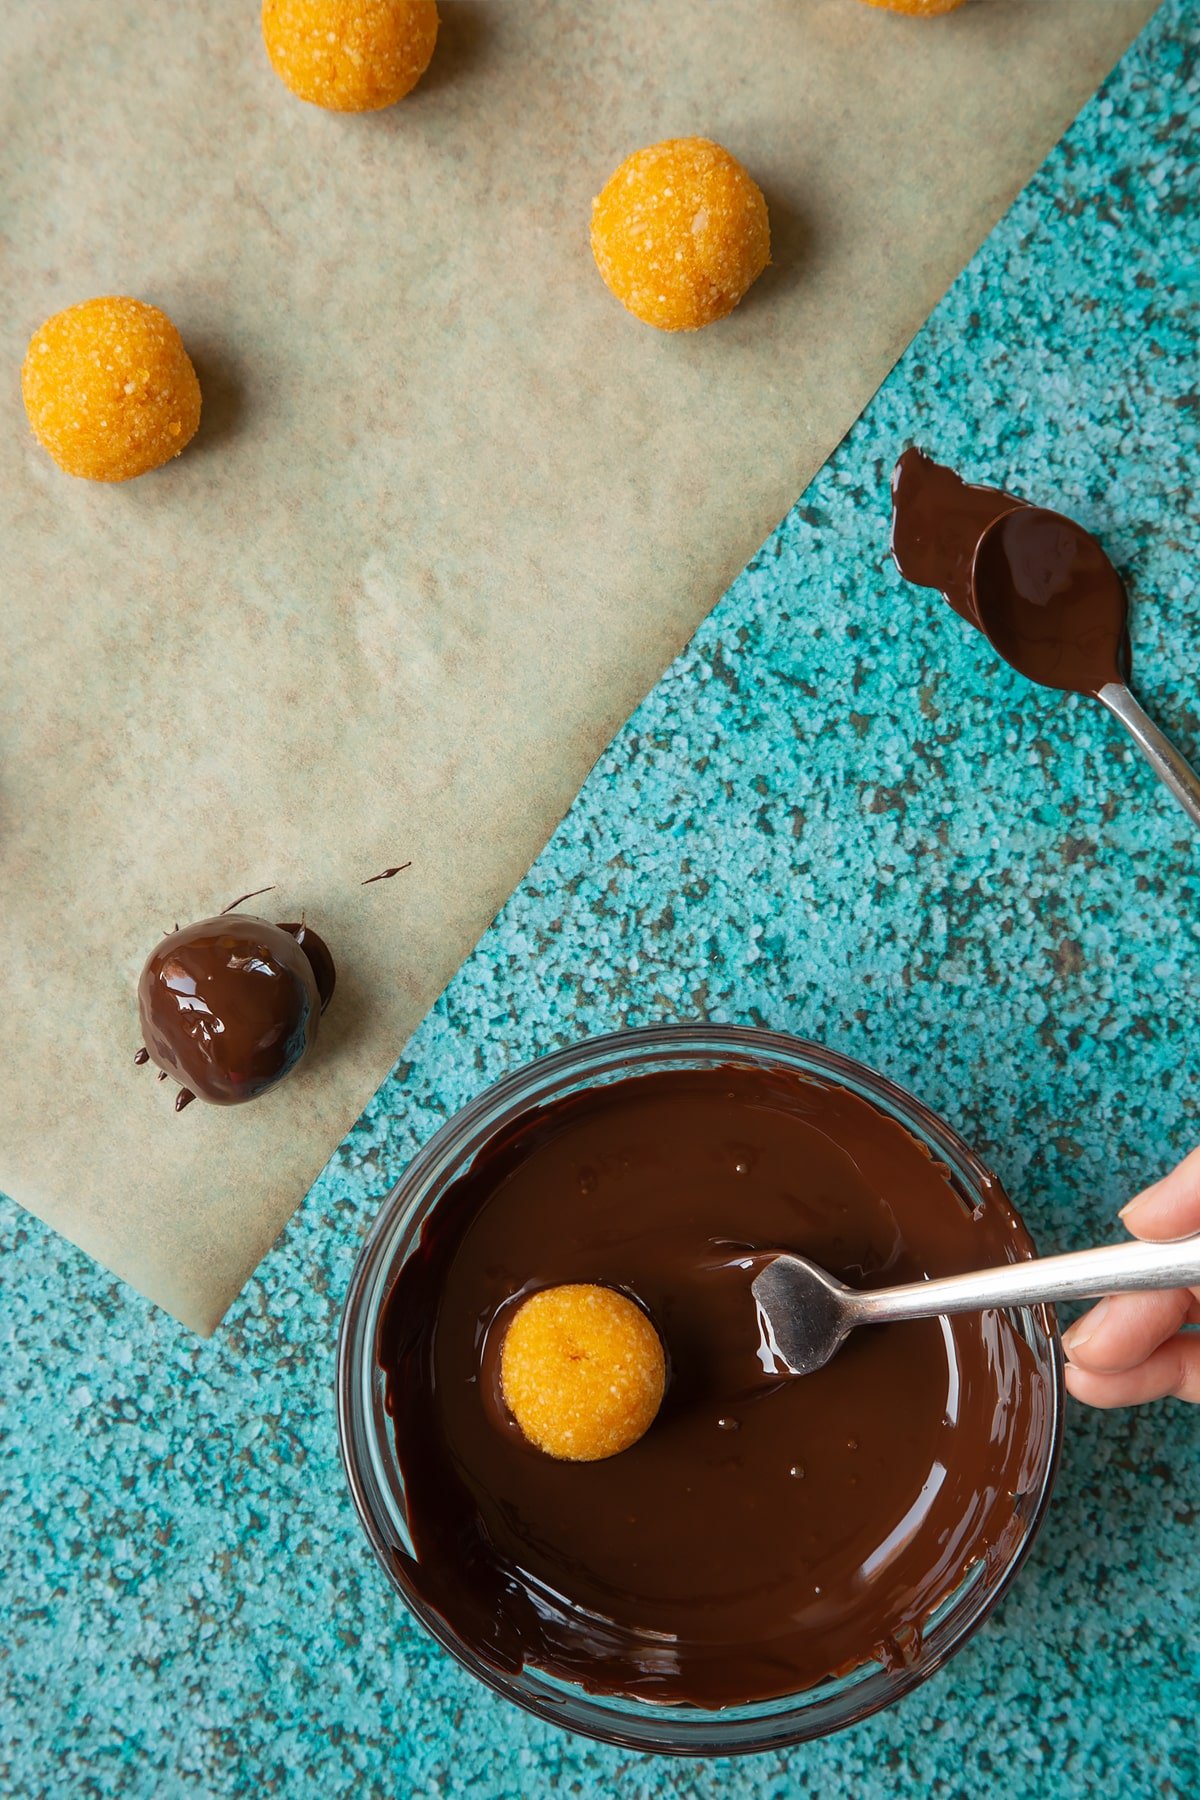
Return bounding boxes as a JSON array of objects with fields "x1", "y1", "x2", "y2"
[
  {"x1": 891, "y1": 450, "x2": 1130, "y2": 695},
  {"x1": 890, "y1": 447, "x2": 1019, "y2": 622},
  {"x1": 972, "y1": 506, "x2": 1130, "y2": 694},
  {"x1": 379, "y1": 1066, "x2": 1050, "y2": 1706},
  {"x1": 137, "y1": 914, "x2": 334, "y2": 1106}
]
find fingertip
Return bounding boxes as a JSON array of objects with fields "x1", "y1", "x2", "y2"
[
  {"x1": 1119, "y1": 1195, "x2": 1159, "y2": 1233},
  {"x1": 1063, "y1": 1363, "x2": 1101, "y2": 1406},
  {"x1": 1061, "y1": 1290, "x2": 1193, "y2": 1375},
  {"x1": 1063, "y1": 1364, "x2": 1135, "y2": 1410},
  {"x1": 1063, "y1": 1362, "x2": 1088, "y2": 1401},
  {"x1": 1119, "y1": 1185, "x2": 1169, "y2": 1233},
  {"x1": 1119, "y1": 1144, "x2": 1200, "y2": 1239},
  {"x1": 1061, "y1": 1336, "x2": 1200, "y2": 1408},
  {"x1": 1061, "y1": 1297, "x2": 1109, "y2": 1364}
]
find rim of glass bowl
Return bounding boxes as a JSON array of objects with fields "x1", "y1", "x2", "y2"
[{"x1": 337, "y1": 1024, "x2": 1064, "y2": 1757}]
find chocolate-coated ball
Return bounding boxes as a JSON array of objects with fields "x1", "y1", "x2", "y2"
[{"x1": 138, "y1": 914, "x2": 332, "y2": 1106}]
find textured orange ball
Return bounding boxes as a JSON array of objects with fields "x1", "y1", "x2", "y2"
[
  {"x1": 499, "y1": 1284, "x2": 667, "y2": 1462},
  {"x1": 858, "y1": 0, "x2": 967, "y2": 15},
  {"x1": 21, "y1": 297, "x2": 201, "y2": 483},
  {"x1": 590, "y1": 136, "x2": 770, "y2": 332},
  {"x1": 262, "y1": 0, "x2": 438, "y2": 111}
]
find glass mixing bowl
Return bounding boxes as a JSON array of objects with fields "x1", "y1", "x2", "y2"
[{"x1": 337, "y1": 1025, "x2": 1063, "y2": 1755}]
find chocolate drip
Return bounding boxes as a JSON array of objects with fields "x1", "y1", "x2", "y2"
[
  {"x1": 277, "y1": 921, "x2": 338, "y2": 1013},
  {"x1": 220, "y1": 885, "x2": 278, "y2": 915},
  {"x1": 362, "y1": 863, "x2": 412, "y2": 885}
]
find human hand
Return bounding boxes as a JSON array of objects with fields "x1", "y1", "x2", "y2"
[{"x1": 1063, "y1": 1145, "x2": 1200, "y2": 1407}]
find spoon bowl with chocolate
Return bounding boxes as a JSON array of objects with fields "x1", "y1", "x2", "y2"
[
  {"x1": 338, "y1": 1025, "x2": 1062, "y2": 1754},
  {"x1": 892, "y1": 451, "x2": 1200, "y2": 829}
]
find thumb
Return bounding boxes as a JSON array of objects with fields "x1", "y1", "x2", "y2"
[{"x1": 1120, "y1": 1142, "x2": 1200, "y2": 1241}]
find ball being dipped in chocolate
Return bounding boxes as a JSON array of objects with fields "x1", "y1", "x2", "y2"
[{"x1": 138, "y1": 914, "x2": 334, "y2": 1107}]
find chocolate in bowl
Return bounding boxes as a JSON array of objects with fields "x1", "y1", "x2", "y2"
[{"x1": 338, "y1": 1028, "x2": 1063, "y2": 1754}]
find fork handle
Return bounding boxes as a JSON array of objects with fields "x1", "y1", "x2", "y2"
[{"x1": 853, "y1": 1234, "x2": 1200, "y2": 1326}]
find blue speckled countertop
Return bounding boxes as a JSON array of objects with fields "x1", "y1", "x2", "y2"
[{"x1": 4, "y1": 4, "x2": 1199, "y2": 1794}]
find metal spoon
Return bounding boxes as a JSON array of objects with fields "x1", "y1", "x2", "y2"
[
  {"x1": 752, "y1": 1235, "x2": 1200, "y2": 1377},
  {"x1": 970, "y1": 506, "x2": 1200, "y2": 829},
  {"x1": 1092, "y1": 683, "x2": 1200, "y2": 830}
]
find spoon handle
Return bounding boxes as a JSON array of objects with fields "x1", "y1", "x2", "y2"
[
  {"x1": 854, "y1": 1233, "x2": 1200, "y2": 1327},
  {"x1": 1097, "y1": 681, "x2": 1200, "y2": 829}
]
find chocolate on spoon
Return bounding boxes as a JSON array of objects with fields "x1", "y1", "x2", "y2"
[
  {"x1": 970, "y1": 505, "x2": 1130, "y2": 695},
  {"x1": 890, "y1": 445, "x2": 1018, "y2": 622},
  {"x1": 892, "y1": 450, "x2": 1200, "y2": 830}
]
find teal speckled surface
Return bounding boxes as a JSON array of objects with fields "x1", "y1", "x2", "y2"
[{"x1": 4, "y1": 4, "x2": 1199, "y2": 1794}]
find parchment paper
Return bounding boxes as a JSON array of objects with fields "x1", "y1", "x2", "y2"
[{"x1": 0, "y1": 0, "x2": 1157, "y2": 1333}]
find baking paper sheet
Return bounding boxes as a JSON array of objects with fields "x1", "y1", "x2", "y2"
[{"x1": 0, "y1": 0, "x2": 1157, "y2": 1331}]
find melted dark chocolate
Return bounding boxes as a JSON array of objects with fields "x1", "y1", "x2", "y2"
[
  {"x1": 890, "y1": 448, "x2": 1019, "y2": 622},
  {"x1": 972, "y1": 506, "x2": 1130, "y2": 695},
  {"x1": 891, "y1": 449, "x2": 1131, "y2": 695},
  {"x1": 137, "y1": 913, "x2": 335, "y2": 1106},
  {"x1": 379, "y1": 1066, "x2": 1050, "y2": 1707}
]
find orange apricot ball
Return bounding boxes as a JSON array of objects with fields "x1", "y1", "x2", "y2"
[
  {"x1": 499, "y1": 1284, "x2": 667, "y2": 1462},
  {"x1": 590, "y1": 137, "x2": 771, "y2": 333},
  {"x1": 262, "y1": 0, "x2": 438, "y2": 112},
  {"x1": 21, "y1": 297, "x2": 201, "y2": 483},
  {"x1": 858, "y1": 0, "x2": 967, "y2": 15}
]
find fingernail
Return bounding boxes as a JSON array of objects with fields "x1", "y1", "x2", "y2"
[
  {"x1": 1063, "y1": 1298, "x2": 1110, "y2": 1359},
  {"x1": 1119, "y1": 1183, "x2": 1160, "y2": 1222}
]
